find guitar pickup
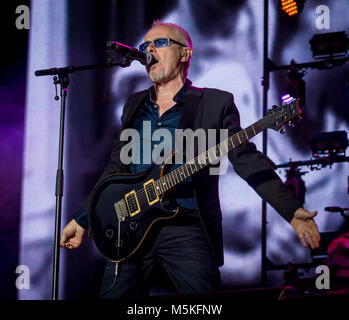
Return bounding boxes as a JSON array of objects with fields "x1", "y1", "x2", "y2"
[
  {"x1": 125, "y1": 190, "x2": 141, "y2": 217},
  {"x1": 144, "y1": 179, "x2": 159, "y2": 206}
]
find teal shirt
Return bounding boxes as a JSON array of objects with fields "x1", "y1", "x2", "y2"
[{"x1": 129, "y1": 79, "x2": 198, "y2": 210}]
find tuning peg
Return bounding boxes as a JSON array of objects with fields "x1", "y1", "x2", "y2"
[{"x1": 280, "y1": 128, "x2": 286, "y2": 134}]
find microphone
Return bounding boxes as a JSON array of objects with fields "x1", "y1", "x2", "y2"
[
  {"x1": 325, "y1": 206, "x2": 349, "y2": 212},
  {"x1": 106, "y1": 41, "x2": 157, "y2": 65}
]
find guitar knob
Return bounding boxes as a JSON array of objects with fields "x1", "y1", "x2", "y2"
[
  {"x1": 105, "y1": 229, "x2": 114, "y2": 239},
  {"x1": 280, "y1": 128, "x2": 286, "y2": 134},
  {"x1": 129, "y1": 222, "x2": 139, "y2": 231}
]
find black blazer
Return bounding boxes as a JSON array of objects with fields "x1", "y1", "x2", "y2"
[{"x1": 84, "y1": 83, "x2": 301, "y2": 266}]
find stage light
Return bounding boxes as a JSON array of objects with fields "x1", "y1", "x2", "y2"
[
  {"x1": 281, "y1": 94, "x2": 294, "y2": 104},
  {"x1": 310, "y1": 131, "x2": 348, "y2": 158},
  {"x1": 310, "y1": 31, "x2": 349, "y2": 60},
  {"x1": 280, "y1": 0, "x2": 305, "y2": 17}
]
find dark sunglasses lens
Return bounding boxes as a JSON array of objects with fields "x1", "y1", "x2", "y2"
[
  {"x1": 139, "y1": 42, "x2": 149, "y2": 52},
  {"x1": 154, "y1": 38, "x2": 169, "y2": 48}
]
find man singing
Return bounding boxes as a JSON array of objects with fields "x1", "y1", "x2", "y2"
[{"x1": 60, "y1": 21, "x2": 320, "y2": 298}]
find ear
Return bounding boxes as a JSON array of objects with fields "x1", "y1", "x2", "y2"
[{"x1": 180, "y1": 47, "x2": 192, "y2": 62}]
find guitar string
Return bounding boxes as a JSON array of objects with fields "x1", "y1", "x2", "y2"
[
  {"x1": 133, "y1": 120, "x2": 265, "y2": 203},
  {"x1": 129, "y1": 121, "x2": 262, "y2": 208},
  {"x1": 127, "y1": 106, "x2": 295, "y2": 211},
  {"x1": 131, "y1": 118, "x2": 267, "y2": 206}
]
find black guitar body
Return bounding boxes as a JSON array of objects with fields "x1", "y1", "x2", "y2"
[{"x1": 88, "y1": 162, "x2": 178, "y2": 262}]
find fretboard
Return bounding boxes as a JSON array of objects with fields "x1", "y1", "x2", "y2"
[{"x1": 154, "y1": 120, "x2": 265, "y2": 194}]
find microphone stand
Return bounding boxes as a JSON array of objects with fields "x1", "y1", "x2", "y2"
[{"x1": 34, "y1": 58, "x2": 132, "y2": 300}]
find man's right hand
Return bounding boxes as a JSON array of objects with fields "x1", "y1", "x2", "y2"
[{"x1": 60, "y1": 219, "x2": 86, "y2": 249}]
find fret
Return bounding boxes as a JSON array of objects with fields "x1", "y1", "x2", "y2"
[
  {"x1": 169, "y1": 174, "x2": 174, "y2": 187},
  {"x1": 174, "y1": 171, "x2": 179, "y2": 184},
  {"x1": 187, "y1": 163, "x2": 193, "y2": 175},
  {"x1": 212, "y1": 148, "x2": 217, "y2": 162},
  {"x1": 173, "y1": 170, "x2": 180, "y2": 184},
  {"x1": 197, "y1": 157, "x2": 204, "y2": 169},
  {"x1": 240, "y1": 131, "x2": 245, "y2": 143},
  {"x1": 216, "y1": 145, "x2": 222, "y2": 158},
  {"x1": 180, "y1": 168, "x2": 185, "y2": 181},
  {"x1": 233, "y1": 136, "x2": 238, "y2": 147},
  {"x1": 255, "y1": 123, "x2": 263, "y2": 131},
  {"x1": 171, "y1": 172, "x2": 177, "y2": 185},
  {"x1": 198, "y1": 154, "x2": 206, "y2": 166},
  {"x1": 177, "y1": 167, "x2": 184, "y2": 181},
  {"x1": 184, "y1": 164, "x2": 190, "y2": 177},
  {"x1": 205, "y1": 152, "x2": 209, "y2": 163},
  {"x1": 165, "y1": 175, "x2": 172, "y2": 188},
  {"x1": 161, "y1": 178, "x2": 168, "y2": 191},
  {"x1": 222, "y1": 140, "x2": 228, "y2": 154},
  {"x1": 183, "y1": 166, "x2": 188, "y2": 179},
  {"x1": 192, "y1": 162, "x2": 197, "y2": 173},
  {"x1": 237, "y1": 134, "x2": 241, "y2": 144},
  {"x1": 252, "y1": 124, "x2": 256, "y2": 135},
  {"x1": 229, "y1": 137, "x2": 235, "y2": 149},
  {"x1": 176, "y1": 170, "x2": 182, "y2": 183},
  {"x1": 190, "y1": 163, "x2": 195, "y2": 174},
  {"x1": 244, "y1": 129, "x2": 249, "y2": 140},
  {"x1": 207, "y1": 150, "x2": 213, "y2": 164},
  {"x1": 204, "y1": 153, "x2": 208, "y2": 165},
  {"x1": 155, "y1": 181, "x2": 162, "y2": 195}
]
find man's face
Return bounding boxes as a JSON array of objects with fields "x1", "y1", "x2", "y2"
[{"x1": 144, "y1": 25, "x2": 186, "y2": 84}]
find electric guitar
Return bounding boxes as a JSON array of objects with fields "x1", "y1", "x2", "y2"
[{"x1": 88, "y1": 98, "x2": 301, "y2": 262}]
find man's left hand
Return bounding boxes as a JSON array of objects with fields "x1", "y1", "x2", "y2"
[{"x1": 290, "y1": 208, "x2": 321, "y2": 249}]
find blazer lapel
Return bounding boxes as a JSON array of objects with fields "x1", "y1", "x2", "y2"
[{"x1": 178, "y1": 86, "x2": 203, "y2": 130}]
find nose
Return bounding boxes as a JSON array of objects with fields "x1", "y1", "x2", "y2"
[{"x1": 146, "y1": 42, "x2": 156, "y2": 53}]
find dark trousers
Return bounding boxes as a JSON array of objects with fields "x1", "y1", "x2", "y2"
[{"x1": 99, "y1": 217, "x2": 221, "y2": 299}]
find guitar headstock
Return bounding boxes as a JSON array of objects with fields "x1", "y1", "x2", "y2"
[{"x1": 262, "y1": 98, "x2": 302, "y2": 132}]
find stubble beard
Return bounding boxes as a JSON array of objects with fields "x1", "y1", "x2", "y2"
[{"x1": 148, "y1": 65, "x2": 165, "y2": 83}]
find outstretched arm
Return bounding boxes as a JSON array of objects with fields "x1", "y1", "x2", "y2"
[{"x1": 221, "y1": 93, "x2": 320, "y2": 248}]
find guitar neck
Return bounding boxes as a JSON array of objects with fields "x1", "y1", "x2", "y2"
[{"x1": 155, "y1": 120, "x2": 266, "y2": 194}]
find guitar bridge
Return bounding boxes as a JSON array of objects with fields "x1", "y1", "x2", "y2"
[{"x1": 114, "y1": 199, "x2": 128, "y2": 222}]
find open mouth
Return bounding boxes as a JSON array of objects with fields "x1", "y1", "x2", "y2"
[{"x1": 149, "y1": 58, "x2": 159, "y2": 67}]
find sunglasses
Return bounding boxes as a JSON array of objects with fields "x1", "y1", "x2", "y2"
[{"x1": 139, "y1": 38, "x2": 187, "y2": 52}]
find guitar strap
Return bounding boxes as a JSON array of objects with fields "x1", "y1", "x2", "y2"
[{"x1": 179, "y1": 86, "x2": 203, "y2": 130}]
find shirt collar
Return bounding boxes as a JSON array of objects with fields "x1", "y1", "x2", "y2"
[{"x1": 148, "y1": 78, "x2": 192, "y2": 105}]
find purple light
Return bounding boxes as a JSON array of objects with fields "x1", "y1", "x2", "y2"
[{"x1": 281, "y1": 94, "x2": 294, "y2": 103}]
